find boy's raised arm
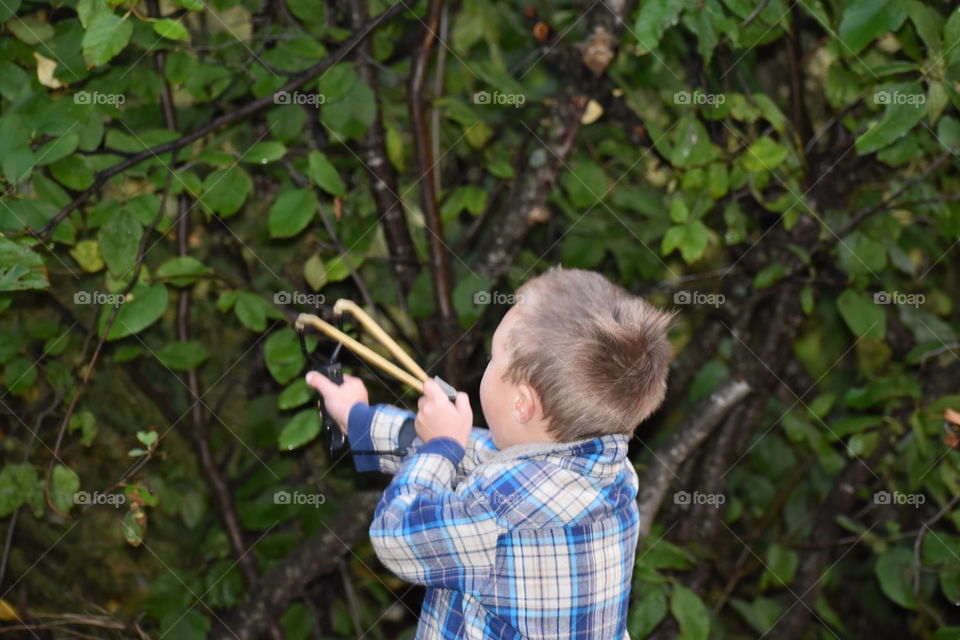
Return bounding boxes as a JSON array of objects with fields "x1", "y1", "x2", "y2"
[
  {"x1": 307, "y1": 372, "x2": 498, "y2": 476},
  {"x1": 346, "y1": 404, "x2": 497, "y2": 475}
]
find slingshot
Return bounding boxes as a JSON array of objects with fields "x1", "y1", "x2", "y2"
[{"x1": 295, "y1": 299, "x2": 457, "y2": 459}]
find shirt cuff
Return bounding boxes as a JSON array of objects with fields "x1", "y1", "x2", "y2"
[
  {"x1": 347, "y1": 401, "x2": 379, "y2": 472},
  {"x1": 417, "y1": 437, "x2": 465, "y2": 467}
]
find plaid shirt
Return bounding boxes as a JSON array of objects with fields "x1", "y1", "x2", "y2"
[{"x1": 347, "y1": 402, "x2": 640, "y2": 639}]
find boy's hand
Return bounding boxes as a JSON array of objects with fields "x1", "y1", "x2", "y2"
[
  {"x1": 416, "y1": 379, "x2": 472, "y2": 448},
  {"x1": 305, "y1": 371, "x2": 368, "y2": 434}
]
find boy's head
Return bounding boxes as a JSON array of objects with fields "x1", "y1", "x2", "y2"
[{"x1": 479, "y1": 267, "x2": 675, "y2": 449}]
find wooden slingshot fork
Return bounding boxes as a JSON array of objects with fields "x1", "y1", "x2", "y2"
[{"x1": 294, "y1": 299, "x2": 458, "y2": 401}]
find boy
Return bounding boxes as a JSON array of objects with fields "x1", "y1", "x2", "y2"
[{"x1": 306, "y1": 267, "x2": 674, "y2": 639}]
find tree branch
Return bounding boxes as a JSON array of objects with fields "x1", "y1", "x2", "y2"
[
  {"x1": 636, "y1": 378, "x2": 752, "y2": 539},
  {"x1": 349, "y1": 0, "x2": 420, "y2": 295},
  {"x1": 409, "y1": 0, "x2": 460, "y2": 380},
  {"x1": 211, "y1": 491, "x2": 380, "y2": 640}
]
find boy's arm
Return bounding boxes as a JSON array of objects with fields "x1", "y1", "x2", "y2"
[
  {"x1": 347, "y1": 403, "x2": 498, "y2": 476},
  {"x1": 367, "y1": 439, "x2": 501, "y2": 591},
  {"x1": 345, "y1": 402, "x2": 416, "y2": 474}
]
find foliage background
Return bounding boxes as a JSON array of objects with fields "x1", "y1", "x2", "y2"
[{"x1": 2, "y1": 0, "x2": 960, "y2": 637}]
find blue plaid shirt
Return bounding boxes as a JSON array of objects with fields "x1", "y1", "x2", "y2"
[{"x1": 347, "y1": 402, "x2": 640, "y2": 639}]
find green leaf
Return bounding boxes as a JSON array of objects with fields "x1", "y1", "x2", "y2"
[
  {"x1": 729, "y1": 597, "x2": 784, "y2": 635},
  {"x1": 633, "y1": 0, "x2": 686, "y2": 53},
  {"x1": 279, "y1": 378, "x2": 312, "y2": 410},
  {"x1": 9, "y1": 15, "x2": 54, "y2": 44},
  {"x1": 234, "y1": 292, "x2": 270, "y2": 332},
  {"x1": 321, "y1": 79, "x2": 376, "y2": 141},
  {"x1": 69, "y1": 240, "x2": 104, "y2": 273},
  {"x1": 800, "y1": 284, "x2": 814, "y2": 315},
  {"x1": 306, "y1": 151, "x2": 346, "y2": 197},
  {"x1": 742, "y1": 136, "x2": 788, "y2": 172},
  {"x1": 244, "y1": 141, "x2": 287, "y2": 164},
  {"x1": 155, "y1": 256, "x2": 211, "y2": 287},
  {"x1": 642, "y1": 539, "x2": 696, "y2": 570},
  {"x1": 318, "y1": 63, "x2": 358, "y2": 101},
  {"x1": 170, "y1": 0, "x2": 203, "y2": 10},
  {"x1": 50, "y1": 155, "x2": 94, "y2": 190},
  {"x1": 926, "y1": 81, "x2": 948, "y2": 125},
  {"x1": 629, "y1": 582, "x2": 669, "y2": 638},
  {"x1": 3, "y1": 147, "x2": 34, "y2": 185},
  {"x1": 671, "y1": 118, "x2": 717, "y2": 167},
  {"x1": 35, "y1": 133, "x2": 79, "y2": 166},
  {"x1": 99, "y1": 283, "x2": 169, "y2": 341},
  {"x1": 156, "y1": 341, "x2": 209, "y2": 371},
  {"x1": 761, "y1": 543, "x2": 799, "y2": 588},
  {"x1": 838, "y1": 231, "x2": 887, "y2": 276},
  {"x1": 278, "y1": 409, "x2": 320, "y2": 450},
  {"x1": 201, "y1": 166, "x2": 253, "y2": 217},
  {"x1": 561, "y1": 161, "x2": 609, "y2": 208},
  {"x1": 152, "y1": 18, "x2": 189, "y2": 41},
  {"x1": 68, "y1": 410, "x2": 98, "y2": 447},
  {"x1": 753, "y1": 263, "x2": 787, "y2": 289},
  {"x1": 838, "y1": 0, "x2": 908, "y2": 54},
  {"x1": 121, "y1": 509, "x2": 146, "y2": 546},
  {"x1": 268, "y1": 189, "x2": 318, "y2": 238},
  {"x1": 875, "y1": 548, "x2": 918, "y2": 609},
  {"x1": 836, "y1": 288, "x2": 886, "y2": 340},
  {"x1": 946, "y1": 9, "x2": 960, "y2": 67},
  {"x1": 905, "y1": 1, "x2": 941, "y2": 54},
  {"x1": 98, "y1": 213, "x2": 142, "y2": 278},
  {"x1": 662, "y1": 220, "x2": 710, "y2": 262},
  {"x1": 0, "y1": 238, "x2": 49, "y2": 291},
  {"x1": 82, "y1": 12, "x2": 133, "y2": 67},
  {"x1": 385, "y1": 123, "x2": 405, "y2": 171},
  {"x1": 856, "y1": 84, "x2": 927, "y2": 154},
  {"x1": 669, "y1": 198, "x2": 688, "y2": 223},
  {"x1": 265, "y1": 328, "x2": 306, "y2": 384},
  {"x1": 707, "y1": 162, "x2": 729, "y2": 198},
  {"x1": 0, "y1": 463, "x2": 40, "y2": 517},
  {"x1": 441, "y1": 186, "x2": 487, "y2": 220},
  {"x1": 303, "y1": 254, "x2": 352, "y2": 291},
  {"x1": 0, "y1": 0, "x2": 21, "y2": 21},
  {"x1": 4, "y1": 356, "x2": 37, "y2": 396},
  {"x1": 76, "y1": 0, "x2": 108, "y2": 28},
  {"x1": 280, "y1": 602, "x2": 315, "y2": 640},
  {"x1": 670, "y1": 584, "x2": 710, "y2": 640},
  {"x1": 50, "y1": 464, "x2": 80, "y2": 514}
]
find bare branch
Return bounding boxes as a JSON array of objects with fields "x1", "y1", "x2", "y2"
[{"x1": 636, "y1": 378, "x2": 753, "y2": 539}]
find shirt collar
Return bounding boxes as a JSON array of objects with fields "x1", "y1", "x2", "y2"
[{"x1": 479, "y1": 433, "x2": 630, "y2": 475}]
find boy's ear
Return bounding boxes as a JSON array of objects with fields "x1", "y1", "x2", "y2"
[{"x1": 513, "y1": 382, "x2": 540, "y2": 424}]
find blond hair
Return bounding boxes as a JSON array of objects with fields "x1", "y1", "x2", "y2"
[{"x1": 503, "y1": 267, "x2": 675, "y2": 441}]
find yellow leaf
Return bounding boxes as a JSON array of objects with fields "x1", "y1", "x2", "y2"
[
  {"x1": 33, "y1": 52, "x2": 62, "y2": 89},
  {"x1": 581, "y1": 99, "x2": 604, "y2": 125},
  {"x1": 303, "y1": 252, "x2": 326, "y2": 291},
  {"x1": 0, "y1": 599, "x2": 20, "y2": 622}
]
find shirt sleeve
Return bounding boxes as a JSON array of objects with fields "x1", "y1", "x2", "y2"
[
  {"x1": 346, "y1": 402, "x2": 414, "y2": 473},
  {"x1": 457, "y1": 427, "x2": 499, "y2": 481},
  {"x1": 368, "y1": 440, "x2": 501, "y2": 591},
  {"x1": 347, "y1": 403, "x2": 499, "y2": 476}
]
